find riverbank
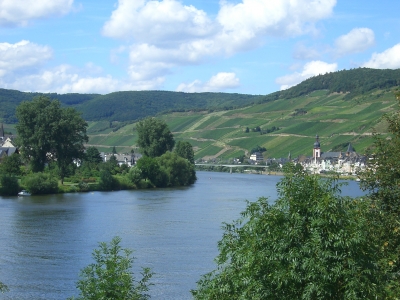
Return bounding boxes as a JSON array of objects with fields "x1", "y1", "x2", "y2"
[{"x1": 195, "y1": 166, "x2": 359, "y2": 180}]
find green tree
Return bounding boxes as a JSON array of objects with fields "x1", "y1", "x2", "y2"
[
  {"x1": 0, "y1": 153, "x2": 22, "y2": 176},
  {"x1": 157, "y1": 152, "x2": 196, "y2": 186},
  {"x1": 136, "y1": 156, "x2": 161, "y2": 186},
  {"x1": 54, "y1": 107, "x2": 88, "y2": 183},
  {"x1": 136, "y1": 117, "x2": 175, "y2": 158},
  {"x1": 16, "y1": 96, "x2": 88, "y2": 183},
  {"x1": 70, "y1": 236, "x2": 153, "y2": 300},
  {"x1": 99, "y1": 169, "x2": 118, "y2": 191},
  {"x1": 127, "y1": 166, "x2": 142, "y2": 186},
  {"x1": 358, "y1": 91, "x2": 400, "y2": 296},
  {"x1": 360, "y1": 91, "x2": 400, "y2": 214},
  {"x1": 192, "y1": 165, "x2": 388, "y2": 299},
  {"x1": 174, "y1": 141, "x2": 195, "y2": 164},
  {"x1": 0, "y1": 174, "x2": 20, "y2": 196},
  {"x1": 85, "y1": 146, "x2": 103, "y2": 164}
]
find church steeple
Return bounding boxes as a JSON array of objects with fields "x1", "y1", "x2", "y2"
[
  {"x1": 313, "y1": 134, "x2": 321, "y2": 162},
  {"x1": 0, "y1": 123, "x2": 4, "y2": 140}
]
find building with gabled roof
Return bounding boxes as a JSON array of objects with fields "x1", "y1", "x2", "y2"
[{"x1": 297, "y1": 135, "x2": 366, "y2": 175}]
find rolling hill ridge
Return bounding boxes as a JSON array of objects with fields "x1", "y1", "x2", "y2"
[{"x1": 1, "y1": 68, "x2": 400, "y2": 160}]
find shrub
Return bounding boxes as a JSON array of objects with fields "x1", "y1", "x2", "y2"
[
  {"x1": 98, "y1": 169, "x2": 118, "y2": 191},
  {"x1": 0, "y1": 174, "x2": 20, "y2": 196},
  {"x1": 69, "y1": 236, "x2": 153, "y2": 300},
  {"x1": 115, "y1": 176, "x2": 134, "y2": 190},
  {"x1": 127, "y1": 167, "x2": 143, "y2": 186},
  {"x1": 22, "y1": 173, "x2": 58, "y2": 195}
]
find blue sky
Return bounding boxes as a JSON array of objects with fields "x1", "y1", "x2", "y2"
[{"x1": 0, "y1": 0, "x2": 399, "y2": 95}]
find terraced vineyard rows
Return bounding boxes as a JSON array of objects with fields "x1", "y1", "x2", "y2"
[{"x1": 85, "y1": 87, "x2": 398, "y2": 160}]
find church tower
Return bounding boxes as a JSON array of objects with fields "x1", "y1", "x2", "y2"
[
  {"x1": 0, "y1": 123, "x2": 4, "y2": 141},
  {"x1": 313, "y1": 135, "x2": 321, "y2": 163}
]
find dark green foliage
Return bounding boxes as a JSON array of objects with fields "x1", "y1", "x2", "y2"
[
  {"x1": 152, "y1": 168, "x2": 169, "y2": 188},
  {"x1": 0, "y1": 174, "x2": 20, "y2": 196},
  {"x1": 127, "y1": 167, "x2": 142, "y2": 186},
  {"x1": 79, "y1": 91, "x2": 262, "y2": 122},
  {"x1": 54, "y1": 107, "x2": 88, "y2": 183},
  {"x1": 259, "y1": 68, "x2": 400, "y2": 104},
  {"x1": 15, "y1": 96, "x2": 88, "y2": 183},
  {"x1": 193, "y1": 165, "x2": 387, "y2": 299},
  {"x1": 136, "y1": 156, "x2": 161, "y2": 185},
  {"x1": 22, "y1": 173, "x2": 58, "y2": 195},
  {"x1": 357, "y1": 92, "x2": 400, "y2": 297},
  {"x1": 157, "y1": 152, "x2": 197, "y2": 187},
  {"x1": 260, "y1": 126, "x2": 280, "y2": 134},
  {"x1": 250, "y1": 145, "x2": 266, "y2": 154},
  {"x1": 85, "y1": 146, "x2": 103, "y2": 164},
  {"x1": 0, "y1": 153, "x2": 22, "y2": 176},
  {"x1": 174, "y1": 141, "x2": 195, "y2": 164},
  {"x1": 70, "y1": 236, "x2": 153, "y2": 300},
  {"x1": 291, "y1": 108, "x2": 307, "y2": 116},
  {"x1": 136, "y1": 117, "x2": 175, "y2": 157},
  {"x1": 0, "y1": 88, "x2": 98, "y2": 123},
  {"x1": 245, "y1": 127, "x2": 249, "y2": 133},
  {"x1": 360, "y1": 92, "x2": 400, "y2": 214},
  {"x1": 99, "y1": 169, "x2": 118, "y2": 191},
  {"x1": 99, "y1": 155, "x2": 120, "y2": 175}
]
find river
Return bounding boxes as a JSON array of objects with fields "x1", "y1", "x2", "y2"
[{"x1": 0, "y1": 171, "x2": 365, "y2": 299}]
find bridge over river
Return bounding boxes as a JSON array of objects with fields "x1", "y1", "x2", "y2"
[{"x1": 195, "y1": 163, "x2": 268, "y2": 174}]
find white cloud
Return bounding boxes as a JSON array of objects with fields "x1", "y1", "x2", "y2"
[
  {"x1": 0, "y1": 0, "x2": 74, "y2": 27},
  {"x1": 217, "y1": 0, "x2": 335, "y2": 39},
  {"x1": 0, "y1": 40, "x2": 165, "y2": 93},
  {"x1": 176, "y1": 72, "x2": 240, "y2": 93},
  {"x1": 276, "y1": 60, "x2": 337, "y2": 90},
  {"x1": 103, "y1": 0, "x2": 337, "y2": 84},
  {"x1": 362, "y1": 43, "x2": 400, "y2": 69},
  {"x1": 102, "y1": 0, "x2": 216, "y2": 45},
  {"x1": 0, "y1": 64, "x2": 156, "y2": 94},
  {"x1": 0, "y1": 40, "x2": 53, "y2": 77},
  {"x1": 334, "y1": 28, "x2": 375, "y2": 56}
]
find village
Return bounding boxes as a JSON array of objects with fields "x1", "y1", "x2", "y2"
[{"x1": 1, "y1": 122, "x2": 367, "y2": 176}]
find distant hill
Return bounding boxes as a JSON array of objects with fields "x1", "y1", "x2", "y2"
[
  {"x1": 0, "y1": 89, "x2": 99, "y2": 123},
  {"x1": 78, "y1": 91, "x2": 263, "y2": 121},
  {"x1": 0, "y1": 89, "x2": 262, "y2": 123},
  {"x1": 2, "y1": 68, "x2": 400, "y2": 159},
  {"x1": 1, "y1": 68, "x2": 399, "y2": 124},
  {"x1": 258, "y1": 67, "x2": 400, "y2": 103},
  {"x1": 83, "y1": 80, "x2": 400, "y2": 159}
]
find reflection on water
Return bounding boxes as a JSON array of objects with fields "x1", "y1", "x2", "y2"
[{"x1": 0, "y1": 172, "x2": 365, "y2": 300}]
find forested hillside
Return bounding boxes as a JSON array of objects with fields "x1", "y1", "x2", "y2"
[
  {"x1": 1, "y1": 68, "x2": 400, "y2": 160},
  {"x1": 0, "y1": 89, "x2": 99, "y2": 123},
  {"x1": 0, "y1": 89, "x2": 262, "y2": 123},
  {"x1": 257, "y1": 68, "x2": 400, "y2": 104},
  {"x1": 2, "y1": 68, "x2": 400, "y2": 124},
  {"x1": 78, "y1": 91, "x2": 262, "y2": 121}
]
